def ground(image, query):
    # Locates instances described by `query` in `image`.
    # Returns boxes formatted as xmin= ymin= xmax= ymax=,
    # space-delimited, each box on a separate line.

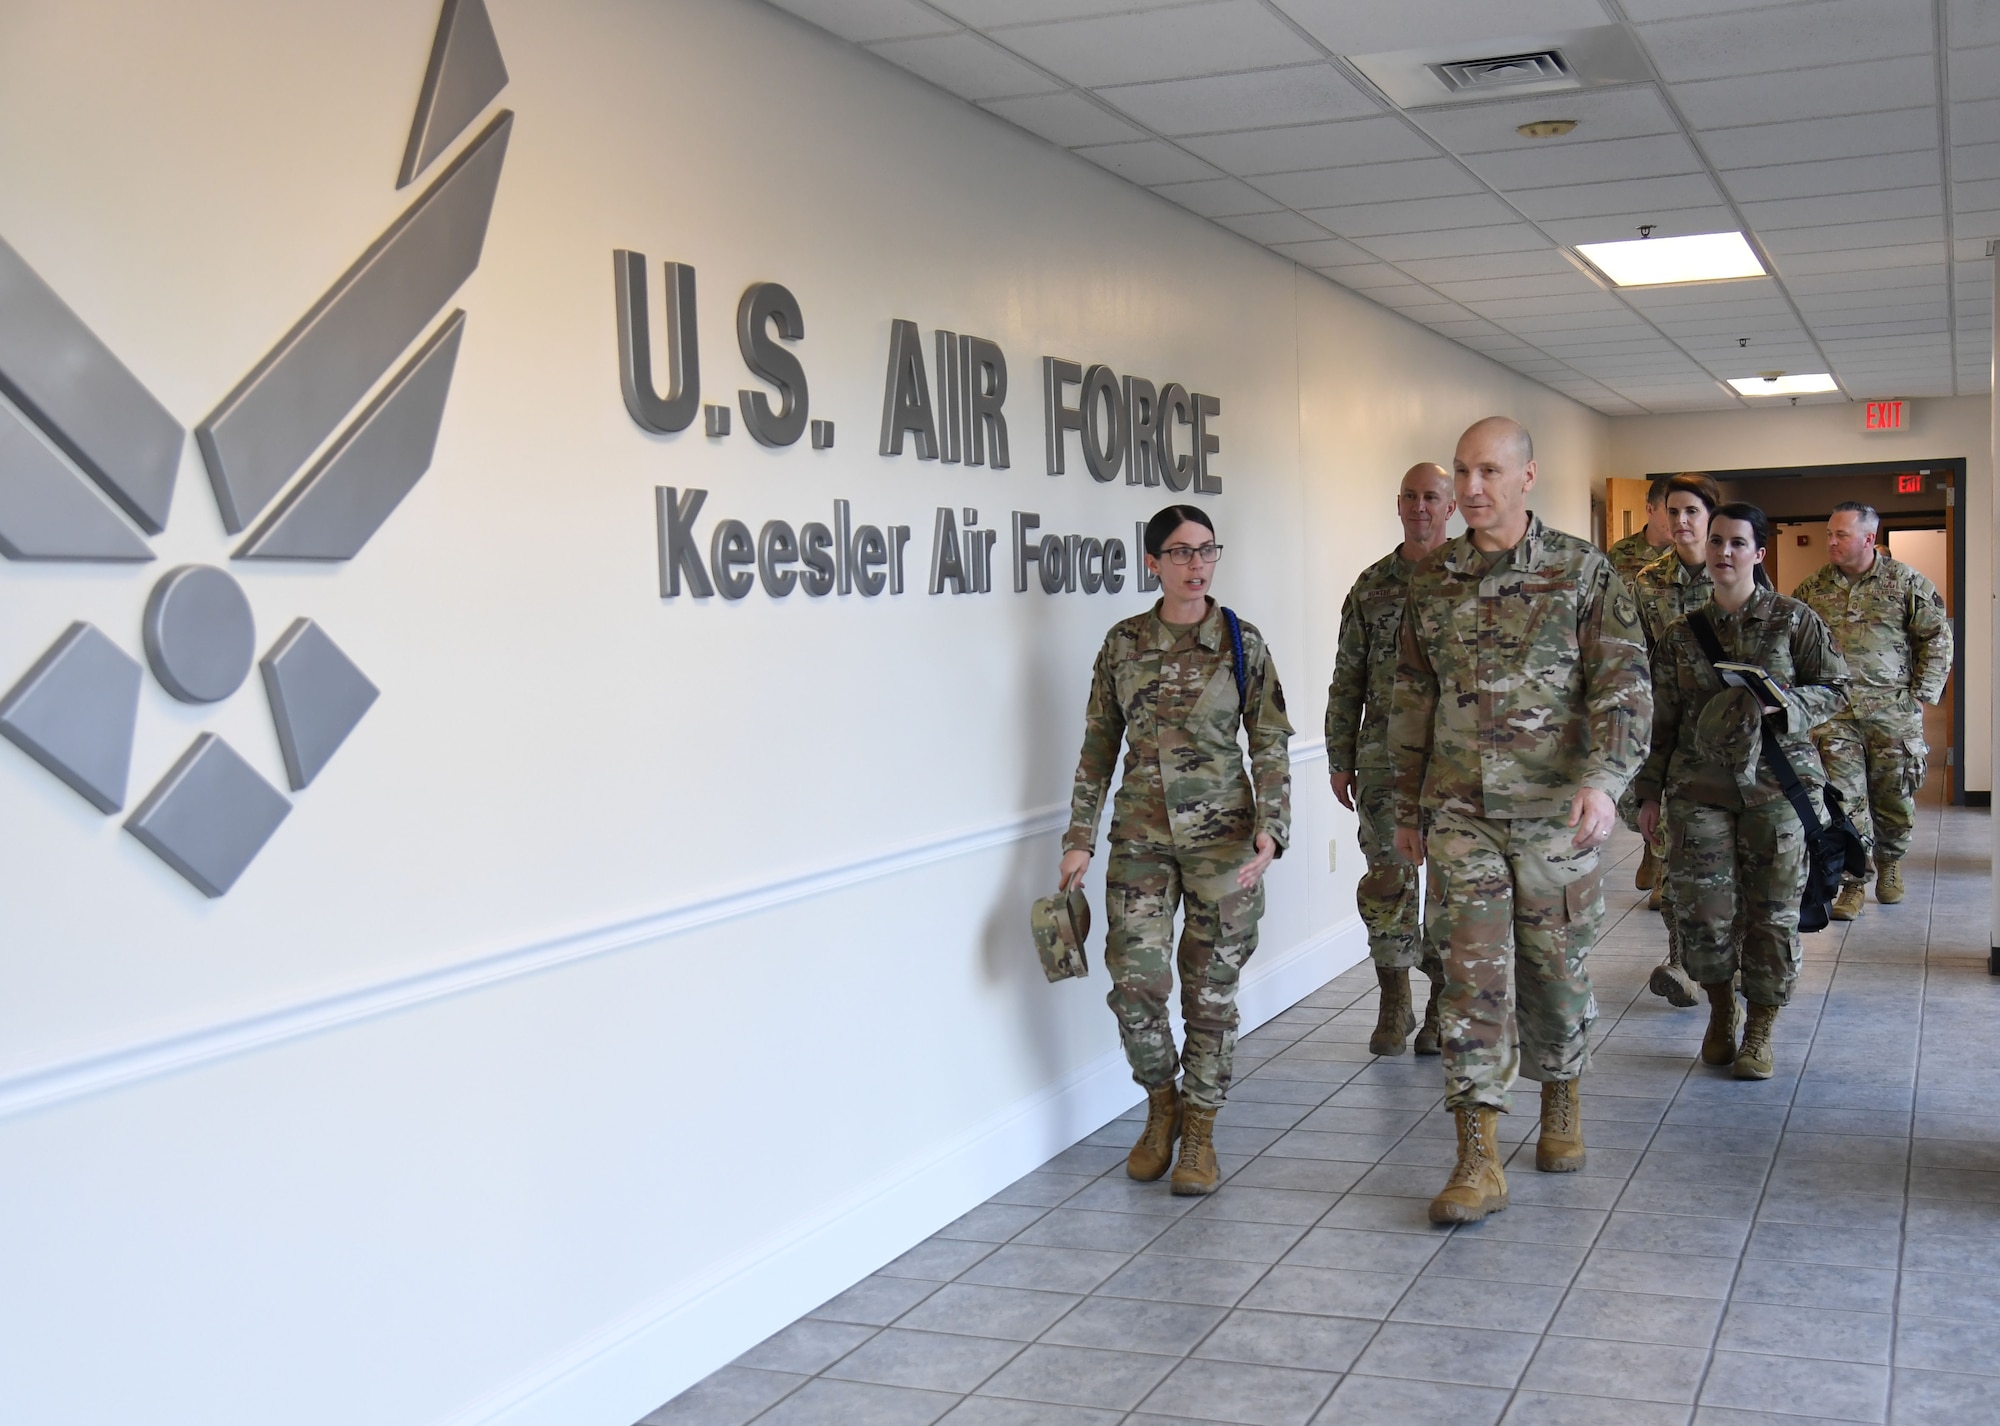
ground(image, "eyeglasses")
xmin=1160 ymin=543 xmax=1224 ymax=566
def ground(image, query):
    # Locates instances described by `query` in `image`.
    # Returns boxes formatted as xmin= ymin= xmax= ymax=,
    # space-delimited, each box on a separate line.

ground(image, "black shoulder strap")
xmin=1685 ymin=610 xmax=1824 ymax=839
xmin=1222 ymin=607 xmax=1247 ymax=720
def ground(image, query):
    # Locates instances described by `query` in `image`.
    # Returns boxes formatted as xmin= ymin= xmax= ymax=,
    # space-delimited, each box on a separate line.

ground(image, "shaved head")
xmin=1397 ymin=461 xmax=1456 ymax=557
xmin=1460 ymin=416 xmax=1533 ymax=467
xmin=1453 ymin=416 xmax=1538 ymax=551
xmin=1403 ymin=461 xmax=1450 ymax=491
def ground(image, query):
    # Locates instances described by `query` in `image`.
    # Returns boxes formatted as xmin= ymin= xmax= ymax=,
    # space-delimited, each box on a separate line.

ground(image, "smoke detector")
xmin=1347 ymin=26 xmax=1650 ymax=110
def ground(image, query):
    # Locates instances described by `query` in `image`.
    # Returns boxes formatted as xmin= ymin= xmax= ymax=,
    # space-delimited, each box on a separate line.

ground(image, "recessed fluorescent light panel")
xmin=1728 ymin=373 xmax=1839 ymax=396
xmin=1575 ymin=231 xmax=1766 ymax=287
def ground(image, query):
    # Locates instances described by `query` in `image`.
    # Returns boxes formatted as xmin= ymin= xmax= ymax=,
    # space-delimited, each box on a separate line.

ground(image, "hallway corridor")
xmin=646 ymin=801 xmax=1997 ymax=1426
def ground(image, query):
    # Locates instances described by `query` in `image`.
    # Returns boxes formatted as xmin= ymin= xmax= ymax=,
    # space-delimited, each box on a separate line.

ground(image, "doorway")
xmin=1644 ymin=458 xmax=1969 ymax=805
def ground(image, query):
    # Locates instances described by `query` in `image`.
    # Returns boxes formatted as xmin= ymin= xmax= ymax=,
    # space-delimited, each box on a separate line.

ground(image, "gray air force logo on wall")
xmin=0 ymin=0 xmax=512 ymax=896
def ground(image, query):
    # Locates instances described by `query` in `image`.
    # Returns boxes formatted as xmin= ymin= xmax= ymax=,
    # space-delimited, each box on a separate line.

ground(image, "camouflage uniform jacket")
xmin=1607 ymin=529 xmax=1670 ymax=586
xmin=1325 ymin=547 xmax=1415 ymax=774
xmin=1632 ymin=586 xmax=1849 ymax=810
xmin=1792 ymin=553 xmax=1952 ymax=720
xmin=1390 ymin=513 xmax=1652 ymax=826
xmin=1065 ymin=599 xmax=1294 ymax=856
xmin=1632 ymin=548 xmax=1712 ymax=651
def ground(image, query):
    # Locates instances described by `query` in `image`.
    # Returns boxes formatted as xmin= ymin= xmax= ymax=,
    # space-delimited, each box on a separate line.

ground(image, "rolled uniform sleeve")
xmin=1579 ymin=567 xmax=1653 ymax=801
xmin=1064 ymin=639 xmax=1124 ymax=854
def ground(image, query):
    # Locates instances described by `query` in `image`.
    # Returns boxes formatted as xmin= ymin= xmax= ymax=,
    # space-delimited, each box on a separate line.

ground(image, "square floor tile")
xmin=1093 ymin=1252 xmax=1270 ymax=1307
xmin=1574 ymin=1249 xmax=1738 ymax=1300
xmin=757 ymin=1377 xmax=960 ymax=1426
xmin=1037 ymin=1295 xmax=1224 ymax=1355
xmin=960 ymin=1246 xmax=1128 ymax=1294
xmin=1733 ymin=1259 xmax=1898 ymax=1313
xmin=1424 ymin=1235 xmax=1586 ymax=1287
xmin=895 ymin=1284 xmax=1083 ymax=1341
xmin=1138 ymin=1356 xmax=1340 ymax=1426
xmin=1312 ymin=1373 xmax=1508 ymax=1425
xmin=1719 ymin=1301 xmax=1891 ymax=1365
xmin=1699 ymin=1352 xmax=1889 ymax=1422
xmin=1194 ymin=1306 xmax=1377 ymax=1371
xmin=883 ymin=1239 xmax=1003 ymax=1281
xmin=1501 ymin=1389 xmax=1693 ymax=1425
xmin=936 ymin=1398 xmax=1121 ymax=1426
xmin=1392 ymin=1275 xmax=1563 ymax=1332
xmin=810 ymin=1275 xmax=943 ymax=1325
xmin=639 ymin=1366 xmax=806 ymax=1425
xmin=1547 ymin=1288 xmax=1723 ymax=1347
xmin=1014 ymin=1209 xmax=1170 ymax=1253
xmin=823 ymin=1327 xmax=1024 ymax=1392
xmin=1888 ymin=1367 xmax=2000 ymax=1425
xmin=733 ymin=1319 xmax=879 ymax=1374
xmin=1282 ymin=1225 xmax=1446 ymax=1274
xmin=973 ymin=1343 xmax=1175 ymax=1410
xmin=1349 ymin=1321 xmax=1540 ymax=1388
xmin=1520 ymin=1333 xmax=1708 ymax=1403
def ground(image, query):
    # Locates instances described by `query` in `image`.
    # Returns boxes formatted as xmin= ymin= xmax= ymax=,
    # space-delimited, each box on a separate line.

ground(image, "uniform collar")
xmin=1716 ymin=584 xmax=1780 ymax=622
xmin=1841 ymin=551 xmax=1889 ymax=585
xmin=1145 ymin=597 xmax=1223 ymax=651
xmin=1443 ymin=510 xmax=1547 ymax=574
xmin=1674 ymin=555 xmax=1710 ymax=588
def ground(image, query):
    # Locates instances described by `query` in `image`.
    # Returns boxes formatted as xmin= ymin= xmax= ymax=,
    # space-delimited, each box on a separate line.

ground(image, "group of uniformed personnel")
xmin=1058 ymin=420 xmax=1950 ymax=1225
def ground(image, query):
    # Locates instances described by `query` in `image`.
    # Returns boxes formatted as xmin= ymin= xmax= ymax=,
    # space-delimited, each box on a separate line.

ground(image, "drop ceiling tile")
xmin=1797 ymin=292 xmax=1949 ymax=316
xmin=1665 ymin=55 xmax=1938 ymax=129
xmin=1355 ymin=224 xmax=1553 ymax=260
xmin=1536 ymin=207 xmax=1739 ymax=245
xmin=766 ymin=0 xmax=958 ymax=43
xmin=1700 ymin=108 xmax=1940 ymax=168
xmin=1331 ymin=261 xmax=1428 ymax=290
xmin=1149 ymin=175 xmax=1282 ymax=216
xmin=1537 ymin=337 xmax=1690 ymax=356
xmin=979 ymin=92 xmax=1145 ymax=146
xmin=1954 ymin=98 xmax=2000 ymax=145
xmin=1216 ymin=210 xmax=1338 ymax=243
xmin=1464 ymin=292 xmax=1630 ymax=319
xmin=997 ymin=1 xmax=1320 ymax=88
xmin=867 ymin=32 xmax=1059 ymax=100
xmin=1724 ymin=151 xmax=1942 ymax=203
xmin=1255 ymin=158 xmax=1483 ymax=208
xmin=1378 ymin=302 xmax=1470 ymax=324
xmin=1340 ymin=281 xmax=1434 ymax=306
xmin=1819 ymin=318 xmax=1951 ymax=338
xmin=1953 ymin=142 xmax=2000 ymax=181
xmin=1769 ymin=238 xmax=1947 ymax=270
xmin=1785 ymin=264 xmax=1949 ymax=292
xmin=1179 ymin=117 xmax=1442 ymax=175
xmin=1303 ymin=191 xmax=1518 ymax=235
xmin=1637 ymin=0 xmax=1932 ymax=83
xmin=933 ymin=0 xmax=1188 ymax=22
xmin=1618 ymin=277 xmax=1781 ymax=309
xmin=1425 ymin=318 xmax=1512 ymax=337
xmin=1952 ymin=0 xmax=2000 ymax=49
xmin=1267 ymin=0 xmax=1612 ymax=56
xmin=1398 ymin=249 xmax=1576 ymax=281
xmin=1270 ymin=235 xmax=1376 ymax=266
xmin=1072 ymin=139 xmax=1221 ymax=185
xmin=1429 ymin=271 xmax=1606 ymax=302
xmin=1742 ymin=187 xmax=1943 ymax=229
xmin=1950 ymin=44 xmax=2000 ymax=102
xmin=1757 ymin=216 xmax=1948 ymax=251
xmin=1955 ymin=176 xmax=2000 ymax=210
xmin=1512 ymin=174 xmax=1728 ymax=221
xmin=1410 ymin=86 xmax=1683 ymax=155
xmin=1494 ymin=310 xmax=1653 ymax=333
xmin=1623 ymin=0 xmax=1833 ymax=21
xmin=1098 ymin=64 xmax=1380 ymax=135
xmin=1462 ymin=134 xmax=1706 ymax=191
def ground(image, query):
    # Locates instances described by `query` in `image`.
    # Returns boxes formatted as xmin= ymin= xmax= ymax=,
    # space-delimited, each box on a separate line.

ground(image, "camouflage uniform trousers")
xmin=1355 ymin=772 xmax=1445 ymax=975
xmin=1618 ymin=784 xmax=1685 ymax=965
xmin=1104 ymin=840 xmax=1264 ymax=1110
xmin=1426 ymin=809 xmax=1603 ymax=1111
xmin=1666 ymin=797 xmax=1805 ymax=1006
xmin=1812 ymin=711 xmax=1926 ymax=870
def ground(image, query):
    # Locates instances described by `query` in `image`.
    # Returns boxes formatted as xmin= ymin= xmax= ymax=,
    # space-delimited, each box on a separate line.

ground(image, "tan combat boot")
xmin=1413 ymin=971 xmax=1443 ymax=1056
xmin=1170 ymin=1105 xmax=1220 ymax=1195
xmin=1369 ymin=965 xmax=1415 ymax=1056
xmin=1831 ymin=876 xmax=1867 ymax=921
xmin=1877 ymin=861 xmax=1905 ymax=905
xmin=1647 ymin=879 xmax=1664 ymax=911
xmin=1126 ymin=1081 xmax=1181 ymax=1181
xmin=1648 ymin=944 xmax=1698 ymax=1008
xmin=1536 ymin=1080 xmax=1586 ymax=1172
xmin=1734 ymin=1004 xmax=1779 ymax=1080
xmin=1701 ymin=982 xmax=1741 ymax=1066
xmin=1429 ymin=1105 xmax=1507 ymax=1224
xmin=1634 ymin=846 xmax=1659 ymax=890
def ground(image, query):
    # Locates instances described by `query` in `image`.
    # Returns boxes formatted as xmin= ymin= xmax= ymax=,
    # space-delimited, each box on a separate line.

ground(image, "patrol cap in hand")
xmin=1031 ymin=887 xmax=1091 ymax=983
xmin=1695 ymin=685 xmax=1764 ymax=793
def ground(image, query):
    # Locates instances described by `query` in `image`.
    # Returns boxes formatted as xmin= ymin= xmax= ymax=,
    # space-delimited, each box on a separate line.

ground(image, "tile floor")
xmin=642 ymin=797 xmax=1997 ymax=1426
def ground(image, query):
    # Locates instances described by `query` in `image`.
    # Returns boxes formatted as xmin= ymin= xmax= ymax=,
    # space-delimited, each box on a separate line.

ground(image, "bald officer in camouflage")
xmin=1792 ymin=502 xmax=1952 ymax=917
xmin=1608 ymin=474 xmax=1673 ymax=586
xmin=1327 ymin=462 xmax=1455 ymax=1057
xmin=1391 ymin=417 xmax=1651 ymax=1225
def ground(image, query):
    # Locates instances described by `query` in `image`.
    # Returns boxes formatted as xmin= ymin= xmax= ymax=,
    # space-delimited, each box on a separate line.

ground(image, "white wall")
xmin=0 ymin=2 xmax=1605 ymax=1423
xmin=1606 ymin=395 xmax=1994 ymax=792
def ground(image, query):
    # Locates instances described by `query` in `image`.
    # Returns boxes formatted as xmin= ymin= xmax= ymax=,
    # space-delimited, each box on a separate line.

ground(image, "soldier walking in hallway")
xmin=1792 ymin=502 xmax=1952 ymax=918
xmin=1636 ymin=504 xmax=1848 ymax=1080
xmin=1608 ymin=475 xmax=1674 ymax=892
xmin=1326 ymin=462 xmax=1455 ymax=1057
xmin=1390 ymin=417 xmax=1651 ymax=1225
xmin=1059 ymin=505 xmax=1293 ymax=1197
xmin=1629 ymin=473 xmax=1723 ymax=1008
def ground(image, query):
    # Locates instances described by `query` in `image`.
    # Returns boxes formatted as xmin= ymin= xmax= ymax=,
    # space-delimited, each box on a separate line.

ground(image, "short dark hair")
xmin=1144 ymin=504 xmax=1214 ymax=557
xmin=1645 ymin=475 xmax=1673 ymax=505
xmin=1664 ymin=472 xmax=1722 ymax=513
xmin=1832 ymin=501 xmax=1880 ymax=531
xmin=1711 ymin=501 xmax=1774 ymax=588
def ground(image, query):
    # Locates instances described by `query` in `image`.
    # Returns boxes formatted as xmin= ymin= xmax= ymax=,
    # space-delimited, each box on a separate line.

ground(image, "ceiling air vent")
xmin=1429 ymin=50 xmax=1570 ymax=93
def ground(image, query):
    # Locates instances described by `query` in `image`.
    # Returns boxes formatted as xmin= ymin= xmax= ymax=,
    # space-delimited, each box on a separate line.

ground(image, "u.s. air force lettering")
xmin=615 ymin=253 xmax=1223 ymax=605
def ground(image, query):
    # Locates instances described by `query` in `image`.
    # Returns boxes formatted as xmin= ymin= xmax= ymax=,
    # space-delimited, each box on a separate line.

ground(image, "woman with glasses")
xmin=1057 ymin=504 xmax=1293 ymax=1195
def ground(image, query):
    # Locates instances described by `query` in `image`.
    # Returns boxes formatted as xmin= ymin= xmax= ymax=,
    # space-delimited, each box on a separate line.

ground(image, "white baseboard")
xmin=463 ymin=914 xmax=1368 ymax=1426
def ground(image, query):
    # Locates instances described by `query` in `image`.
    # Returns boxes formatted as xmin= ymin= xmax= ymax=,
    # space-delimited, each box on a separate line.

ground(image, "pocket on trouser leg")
xmin=1667 ymin=803 xmax=1737 ymax=987
xmin=1514 ymin=856 xmax=1597 ymax=1084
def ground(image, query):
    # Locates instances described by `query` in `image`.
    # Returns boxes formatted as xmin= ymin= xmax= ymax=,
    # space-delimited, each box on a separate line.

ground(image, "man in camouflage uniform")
xmin=1062 ymin=518 xmax=1292 ymax=1196
xmin=1608 ymin=475 xmax=1673 ymax=586
xmin=1327 ymin=463 xmax=1455 ymax=1057
xmin=1628 ymin=473 xmax=1721 ymax=1007
xmin=1390 ymin=417 xmax=1650 ymax=1225
xmin=1792 ymin=502 xmax=1953 ymax=916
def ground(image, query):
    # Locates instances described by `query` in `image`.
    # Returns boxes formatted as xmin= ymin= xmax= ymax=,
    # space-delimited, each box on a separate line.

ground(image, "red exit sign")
xmin=1865 ymin=399 xmax=1908 ymax=431
xmin=1898 ymin=473 xmax=1925 ymax=495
